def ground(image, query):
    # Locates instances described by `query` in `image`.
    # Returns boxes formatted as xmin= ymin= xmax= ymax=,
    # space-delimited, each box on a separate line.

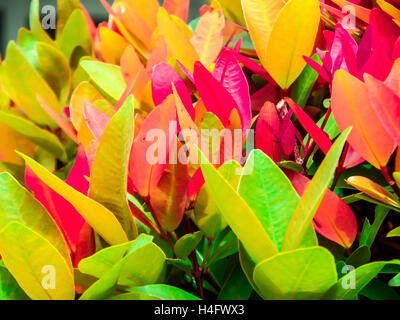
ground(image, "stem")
xmin=200 ymin=238 xmax=212 ymax=272
xmin=380 ymin=166 xmax=400 ymax=200
xmin=330 ymin=142 xmax=349 ymax=191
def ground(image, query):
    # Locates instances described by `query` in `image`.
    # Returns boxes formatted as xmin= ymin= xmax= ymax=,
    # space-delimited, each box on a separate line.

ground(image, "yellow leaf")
xmin=241 ymin=0 xmax=286 ymax=70
xmin=89 ymin=96 xmax=137 ymax=239
xmin=191 ymin=6 xmax=225 ymax=67
xmin=99 ymin=27 xmax=129 ymax=65
xmin=0 ymin=222 xmax=75 ymax=300
xmin=377 ymin=0 xmax=400 ymax=22
xmin=18 ymin=153 xmax=129 ymax=246
xmin=266 ymin=0 xmax=320 ymax=89
xmin=157 ymin=7 xmax=199 ymax=73
xmin=346 ymin=176 xmax=400 ymax=208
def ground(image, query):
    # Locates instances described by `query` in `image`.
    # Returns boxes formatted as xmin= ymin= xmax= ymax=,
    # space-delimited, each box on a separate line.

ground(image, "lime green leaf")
xmin=388 ymin=226 xmax=400 ymax=237
xmin=0 ymin=42 xmax=59 ymax=127
xmin=282 ymin=128 xmax=351 ymax=251
xmin=18 ymin=29 xmax=40 ymax=71
xmin=0 ymin=110 xmax=67 ymax=161
xmin=29 ymin=0 xmax=53 ymax=44
xmin=57 ymin=9 xmax=92 ymax=62
xmin=89 ymin=96 xmax=137 ymax=239
xmin=324 ymin=260 xmax=400 ymax=300
xmin=198 ymin=147 xmax=277 ymax=263
xmin=79 ymin=234 xmax=166 ymax=288
xmin=0 ymin=222 xmax=75 ymax=300
xmin=253 ymin=246 xmax=337 ymax=300
xmin=174 ymin=231 xmax=203 ymax=260
xmin=80 ymin=60 xmax=125 ymax=104
xmin=194 ymin=160 xmax=242 ymax=238
xmin=125 ymin=284 xmax=200 ymax=300
xmin=239 ymin=149 xmax=317 ymax=250
xmin=218 ymin=261 xmax=252 ymax=300
xmin=18 ymin=153 xmax=128 ymax=246
xmin=0 ymin=172 xmax=72 ymax=270
xmin=0 ymin=264 xmax=30 ymax=300
xmin=56 ymin=0 xmax=82 ymax=37
xmin=360 ymin=206 xmax=390 ymax=247
xmin=265 ymin=0 xmax=320 ymax=89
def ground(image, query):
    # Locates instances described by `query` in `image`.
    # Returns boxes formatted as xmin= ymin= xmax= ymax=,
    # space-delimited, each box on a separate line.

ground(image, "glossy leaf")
xmin=174 ymin=232 xmax=203 ymax=260
xmin=0 ymin=222 xmax=75 ymax=300
xmin=19 ymin=153 xmax=128 ymax=246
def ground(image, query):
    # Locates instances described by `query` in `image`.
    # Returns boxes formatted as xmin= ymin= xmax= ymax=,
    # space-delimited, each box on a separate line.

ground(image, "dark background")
xmin=0 ymin=0 xmax=207 ymax=55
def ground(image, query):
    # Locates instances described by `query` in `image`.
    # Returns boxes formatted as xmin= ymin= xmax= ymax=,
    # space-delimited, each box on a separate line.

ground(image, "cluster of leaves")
xmin=0 ymin=0 xmax=400 ymax=300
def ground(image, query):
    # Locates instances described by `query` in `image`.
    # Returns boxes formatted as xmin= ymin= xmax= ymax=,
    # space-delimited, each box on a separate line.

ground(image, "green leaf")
xmin=290 ymin=53 xmax=322 ymax=108
xmin=194 ymin=160 xmax=242 ymax=238
xmin=0 ymin=172 xmax=71 ymax=269
xmin=360 ymin=278 xmax=400 ymax=300
xmin=18 ymin=29 xmax=40 ymax=72
xmin=57 ymin=9 xmax=92 ymax=62
xmin=0 ymin=110 xmax=67 ymax=161
xmin=37 ymin=42 xmax=71 ymax=106
xmin=360 ymin=206 xmax=390 ymax=247
xmin=390 ymin=273 xmax=400 ymax=287
xmin=19 ymin=153 xmax=129 ymax=246
xmin=198 ymin=147 xmax=278 ymax=263
xmin=0 ymin=42 xmax=59 ymax=127
xmin=238 ymin=149 xmax=316 ymax=250
xmin=174 ymin=232 xmax=203 ymax=260
xmin=56 ymin=0 xmax=82 ymax=38
xmin=0 ymin=264 xmax=30 ymax=300
xmin=253 ymin=246 xmax=337 ymax=300
xmin=110 ymin=285 xmax=200 ymax=300
xmin=387 ymin=226 xmax=400 ymax=238
xmin=79 ymin=234 xmax=166 ymax=288
xmin=80 ymin=60 xmax=125 ymax=104
xmin=282 ymin=128 xmax=351 ymax=251
xmin=345 ymin=246 xmax=371 ymax=268
xmin=89 ymin=96 xmax=137 ymax=239
xmin=0 ymin=222 xmax=75 ymax=300
xmin=324 ymin=260 xmax=400 ymax=300
xmin=29 ymin=0 xmax=53 ymax=44
xmin=218 ymin=261 xmax=252 ymax=300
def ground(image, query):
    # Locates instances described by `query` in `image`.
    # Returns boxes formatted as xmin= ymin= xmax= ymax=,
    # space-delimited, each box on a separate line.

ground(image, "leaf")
xmin=99 ymin=27 xmax=128 ymax=65
xmin=19 ymin=153 xmax=128 ymax=246
xmin=0 ymin=110 xmax=67 ymax=162
xmin=388 ymin=227 xmax=400 ymax=237
xmin=219 ymin=0 xmax=246 ymax=26
xmin=324 ymin=260 xmax=400 ymax=300
xmin=57 ymin=9 xmax=92 ymax=61
xmin=239 ymin=150 xmax=316 ymax=251
xmin=194 ymin=62 xmax=237 ymax=127
xmin=89 ymin=96 xmax=137 ymax=240
xmin=241 ymin=0 xmax=285 ymax=70
xmin=80 ymin=61 xmax=125 ymax=104
xmin=0 ymin=222 xmax=75 ymax=300
xmin=360 ymin=206 xmax=390 ymax=247
xmin=290 ymin=53 xmax=322 ymax=108
xmin=282 ymin=128 xmax=351 ymax=251
xmin=198 ymin=147 xmax=278 ymax=263
xmin=218 ymin=261 xmax=252 ymax=300
xmin=331 ymin=70 xmax=395 ymax=168
xmin=346 ymin=246 xmax=371 ymax=268
xmin=79 ymin=234 xmax=166 ymax=288
xmin=36 ymin=42 xmax=71 ymax=107
xmin=346 ymin=176 xmax=400 ymax=208
xmin=128 ymin=95 xmax=177 ymax=198
xmin=194 ymin=161 xmax=242 ymax=238
xmin=364 ymin=73 xmax=400 ymax=147
xmin=285 ymin=98 xmax=332 ymax=154
xmin=213 ymin=50 xmax=252 ymax=131
xmin=157 ymin=7 xmax=199 ymax=73
xmin=190 ymin=6 xmax=225 ymax=67
xmin=265 ymin=0 xmax=321 ymax=89
xmin=163 ymin=0 xmax=190 ymax=22
xmin=0 ymin=42 xmax=59 ymax=127
xmin=120 ymin=284 xmax=200 ymax=300
xmin=174 ymin=232 xmax=203 ymax=260
xmin=287 ymin=171 xmax=357 ymax=248
xmin=29 ymin=0 xmax=53 ymax=44
xmin=253 ymin=247 xmax=337 ymax=300
xmin=0 ymin=264 xmax=30 ymax=300
xmin=149 ymin=142 xmax=189 ymax=232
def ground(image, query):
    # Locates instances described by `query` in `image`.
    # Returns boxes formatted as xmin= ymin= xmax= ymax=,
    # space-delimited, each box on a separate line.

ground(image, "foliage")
xmin=0 ymin=0 xmax=399 ymax=300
